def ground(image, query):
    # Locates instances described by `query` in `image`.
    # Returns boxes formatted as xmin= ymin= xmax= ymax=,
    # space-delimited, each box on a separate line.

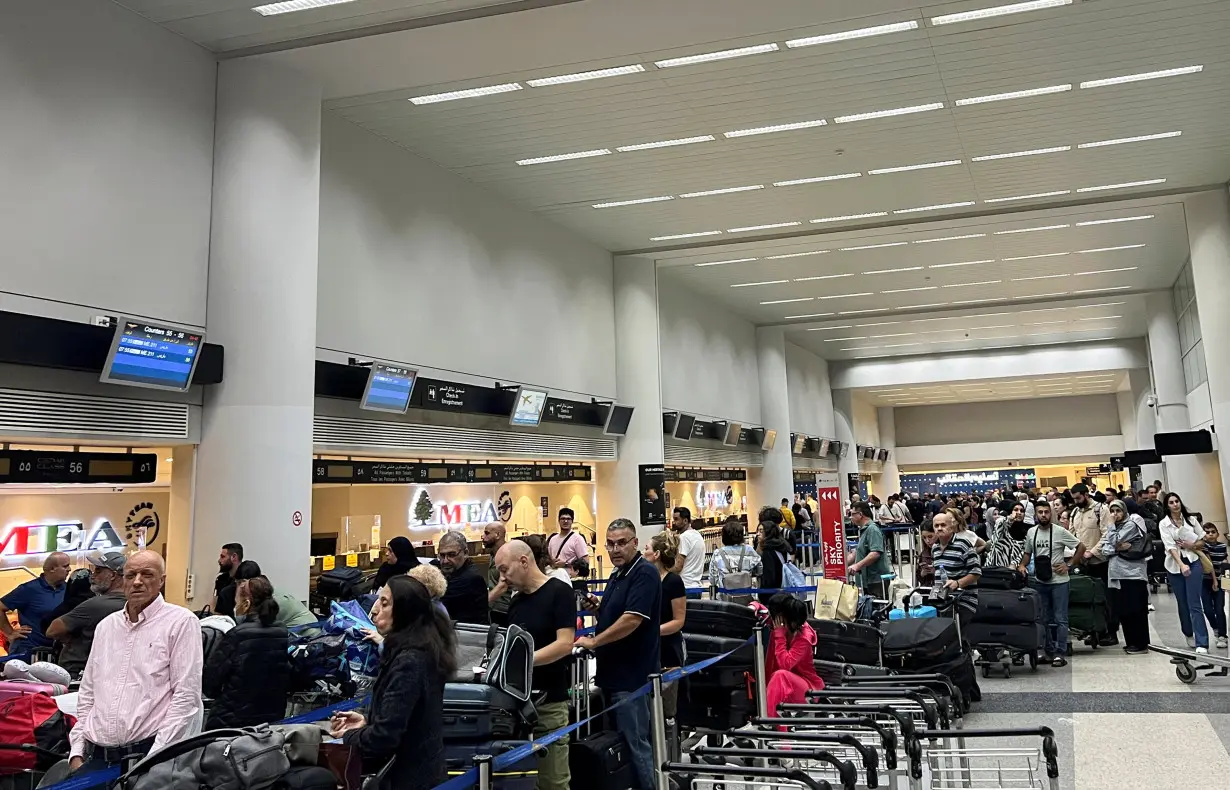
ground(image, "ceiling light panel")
xmin=984 ymin=190 xmax=1071 ymax=203
xmin=1076 ymin=215 xmax=1155 ymax=226
xmin=994 ymin=224 xmax=1070 ymax=234
xmin=679 ymin=184 xmax=763 ymax=198
xmin=1012 ymin=274 xmax=1070 ymax=281
xmin=1078 ymin=131 xmax=1182 ymax=148
xmin=731 ymin=280 xmax=790 ymax=288
xmin=724 ymin=119 xmax=828 ymax=138
xmin=817 ymin=292 xmax=876 ymax=300
xmin=411 ymin=82 xmax=523 ymax=105
xmin=913 ymin=234 xmax=987 ymax=244
xmin=809 ymin=326 xmax=855 ymax=331
xmin=592 ymin=195 xmax=673 ymax=209
xmin=651 ymin=230 xmax=722 ymax=241
xmin=864 ymin=266 xmax=923 ymax=274
xmin=1080 ymin=65 xmax=1203 ymax=89
xmin=930 ymin=0 xmax=1072 ymax=26
xmin=930 ymin=259 xmax=997 ymax=268
xmin=881 ymin=287 xmax=938 ymax=293
xmin=767 ymin=250 xmax=831 ymax=259
xmin=841 ymin=242 xmax=909 ymax=252
xmin=252 ymin=0 xmax=356 ymax=15
xmin=786 ymin=20 xmax=919 ymax=47
xmin=812 ymin=212 xmax=890 ymax=223
xmin=1076 ymin=244 xmax=1146 ymax=253
xmin=971 ymin=146 xmax=1070 ymax=162
xmin=942 ymin=280 xmax=1002 ymax=288
xmin=955 ymin=84 xmax=1071 ymax=106
xmin=795 ymin=273 xmax=855 ymax=281
xmin=894 ymin=201 xmax=976 ymax=214
xmin=822 ymin=336 xmax=869 ymax=342
xmin=694 ymin=257 xmax=758 ymax=267
xmin=774 ymin=173 xmax=862 ymax=187
xmin=1073 ymin=267 xmax=1139 ymax=276
xmin=727 ymin=221 xmax=801 ymax=232
xmin=869 ymin=159 xmax=963 ymax=175
xmin=654 ymin=43 xmax=780 ymax=68
xmin=834 ymin=103 xmax=945 ymax=123
xmin=526 ymin=64 xmax=645 ymax=87
xmin=761 ymin=297 xmax=815 ymax=305
xmin=616 ymin=135 xmax=715 ymax=152
xmin=516 ymin=148 xmax=610 ymax=165
xmin=1077 ymin=179 xmax=1167 ymax=192
xmin=788 ymin=313 xmax=836 ymax=319
xmin=1002 ymin=252 xmax=1070 ymax=261
xmin=840 ymin=308 xmax=891 ymax=315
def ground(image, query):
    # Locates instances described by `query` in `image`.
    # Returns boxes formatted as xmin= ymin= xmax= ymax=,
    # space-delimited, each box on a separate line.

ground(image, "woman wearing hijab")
xmin=1099 ymin=500 xmax=1152 ymax=653
xmin=984 ymin=501 xmax=1028 ymax=569
xmin=373 ymin=536 xmax=418 ymax=590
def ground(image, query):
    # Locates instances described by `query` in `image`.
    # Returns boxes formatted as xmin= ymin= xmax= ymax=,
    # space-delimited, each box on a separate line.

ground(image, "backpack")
xmin=0 ymin=693 xmax=74 ymax=772
xmin=777 ymin=552 xmax=808 ymax=601
xmin=117 ymin=727 xmax=291 ymax=790
xmin=720 ymin=546 xmax=755 ymax=606
xmin=200 ymin=622 xmax=226 ymax=667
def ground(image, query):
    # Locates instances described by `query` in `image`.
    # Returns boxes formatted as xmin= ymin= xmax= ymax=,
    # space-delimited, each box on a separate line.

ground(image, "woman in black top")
xmin=331 ymin=575 xmax=457 ymax=789
xmin=215 ymin=560 xmax=262 ymax=619
xmin=372 ymin=536 xmax=418 ymax=591
xmin=203 ymin=575 xmax=290 ymax=728
xmin=644 ymin=531 xmax=686 ymax=720
xmin=757 ymin=507 xmax=791 ymax=605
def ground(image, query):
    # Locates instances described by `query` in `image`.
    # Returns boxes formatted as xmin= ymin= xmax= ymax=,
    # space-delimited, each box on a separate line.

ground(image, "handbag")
xmin=1032 ymin=527 xmax=1055 ymax=583
xmin=319 ymin=743 xmax=363 ymax=790
xmin=814 ymin=579 xmax=858 ymax=621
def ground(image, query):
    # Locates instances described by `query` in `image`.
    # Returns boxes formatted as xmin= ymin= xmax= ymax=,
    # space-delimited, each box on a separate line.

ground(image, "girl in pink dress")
xmin=764 ymin=594 xmax=825 ymax=717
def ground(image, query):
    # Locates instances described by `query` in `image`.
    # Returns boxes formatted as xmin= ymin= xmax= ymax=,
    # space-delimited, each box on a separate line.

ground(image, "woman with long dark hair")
xmin=1159 ymin=491 xmax=1209 ymax=653
xmin=757 ymin=506 xmax=791 ymax=605
xmin=331 ymin=576 xmax=458 ymax=788
xmin=764 ymin=593 xmax=824 ymax=717
xmin=203 ymin=575 xmax=290 ymax=728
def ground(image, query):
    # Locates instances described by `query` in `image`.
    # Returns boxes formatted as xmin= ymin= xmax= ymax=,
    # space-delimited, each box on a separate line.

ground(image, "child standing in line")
xmin=1201 ymin=523 xmax=1228 ymax=649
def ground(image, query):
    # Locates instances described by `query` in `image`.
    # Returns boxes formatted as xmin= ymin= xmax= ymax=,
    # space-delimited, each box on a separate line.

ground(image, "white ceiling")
xmin=854 ymin=371 xmax=1125 ymax=406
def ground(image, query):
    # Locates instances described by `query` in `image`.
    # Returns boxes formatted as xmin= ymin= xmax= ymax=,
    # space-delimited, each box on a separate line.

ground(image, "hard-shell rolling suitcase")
xmin=964 ymin=622 xmax=1044 ymax=654
xmin=973 ymin=588 xmax=1041 ymax=626
xmin=978 ymin=567 xmax=1026 ymax=591
xmin=677 ymin=686 xmax=754 ymax=730
xmin=445 ymin=741 xmax=537 ymax=790
xmin=811 ymin=659 xmax=891 ymax=688
xmin=913 ymin=651 xmax=980 ymax=711
xmin=682 ymin=634 xmax=754 ymax=690
xmin=315 ymin=567 xmax=365 ymax=601
xmin=881 ymin=618 xmax=961 ymax=671
xmin=808 ymin=618 xmax=882 ymax=666
xmin=569 ymin=730 xmax=635 ymax=790
xmin=442 ymin=683 xmax=525 ymax=741
xmin=683 ymin=599 xmax=758 ymax=640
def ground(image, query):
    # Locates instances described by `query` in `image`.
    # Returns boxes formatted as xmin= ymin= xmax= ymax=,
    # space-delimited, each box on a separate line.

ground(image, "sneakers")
xmin=1124 ymin=647 xmax=1150 ymax=655
xmin=1098 ymin=636 xmax=1120 ymax=647
xmin=1148 ymin=603 xmax=1156 ymax=612
xmin=1186 ymin=636 xmax=1197 ymax=648
xmin=1052 ymin=656 xmax=1068 ymax=667
xmin=1196 ymin=647 xmax=1209 ymax=655
xmin=1217 ymin=636 xmax=1228 ymax=649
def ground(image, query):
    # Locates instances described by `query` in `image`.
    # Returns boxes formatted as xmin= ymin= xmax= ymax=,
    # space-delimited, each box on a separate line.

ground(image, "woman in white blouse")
xmin=1159 ymin=491 xmax=1210 ymax=653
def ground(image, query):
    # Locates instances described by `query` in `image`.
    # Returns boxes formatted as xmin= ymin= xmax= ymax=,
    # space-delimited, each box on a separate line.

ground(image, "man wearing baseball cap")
xmin=45 ymin=550 xmax=128 ymax=677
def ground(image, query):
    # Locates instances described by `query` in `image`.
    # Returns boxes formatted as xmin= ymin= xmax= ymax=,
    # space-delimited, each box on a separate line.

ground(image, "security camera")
xmin=1146 ymin=394 xmax=1157 ymax=408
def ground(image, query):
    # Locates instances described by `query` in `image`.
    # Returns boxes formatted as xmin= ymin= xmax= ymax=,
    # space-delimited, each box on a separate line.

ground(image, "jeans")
xmin=608 ymin=690 xmax=654 ymax=790
xmin=532 ymin=701 xmax=570 ymax=790
xmin=1167 ymin=560 xmax=1209 ymax=648
xmin=1201 ymin=578 xmax=1227 ymax=638
xmin=1030 ymin=580 xmax=1070 ymax=657
xmin=1111 ymin=579 xmax=1151 ymax=650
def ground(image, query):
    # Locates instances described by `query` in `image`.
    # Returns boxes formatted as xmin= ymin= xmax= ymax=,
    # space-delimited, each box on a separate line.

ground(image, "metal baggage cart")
xmin=910 ymin=727 xmax=1060 ymax=790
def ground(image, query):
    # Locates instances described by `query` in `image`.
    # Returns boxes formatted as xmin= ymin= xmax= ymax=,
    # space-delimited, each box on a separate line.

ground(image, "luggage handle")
xmin=831 ymin=676 xmax=963 ymax=718
xmin=916 ymin=727 xmax=1059 ymax=779
xmin=664 ymin=761 xmax=834 ymax=790
xmin=733 ymin=722 xmax=897 ymax=771
xmin=723 ymin=732 xmax=878 ymax=787
xmin=805 ymin=688 xmax=944 ymax=730
xmin=769 ymin=703 xmax=917 ymax=743
xmin=693 ymin=746 xmax=861 ymax=790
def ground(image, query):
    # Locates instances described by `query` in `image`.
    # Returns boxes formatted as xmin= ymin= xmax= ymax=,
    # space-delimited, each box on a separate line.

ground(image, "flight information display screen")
xmin=100 ymin=320 xmax=203 ymax=391
xmin=360 ymin=363 xmax=417 ymax=414
xmin=510 ymin=387 xmax=549 ymax=426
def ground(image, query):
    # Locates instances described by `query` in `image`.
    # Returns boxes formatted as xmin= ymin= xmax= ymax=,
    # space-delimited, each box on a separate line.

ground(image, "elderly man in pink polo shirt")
xmin=547 ymin=508 xmax=590 ymax=571
xmin=69 ymin=550 xmax=202 ymax=774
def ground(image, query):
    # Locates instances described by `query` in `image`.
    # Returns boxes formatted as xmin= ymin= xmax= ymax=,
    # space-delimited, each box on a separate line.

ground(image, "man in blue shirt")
xmin=1 ymin=552 xmax=70 ymax=655
xmin=576 ymin=518 xmax=660 ymax=790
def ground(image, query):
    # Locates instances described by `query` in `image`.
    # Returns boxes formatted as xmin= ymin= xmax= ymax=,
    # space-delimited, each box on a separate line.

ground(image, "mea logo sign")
xmin=0 ymin=503 xmax=162 ymax=557
xmin=125 ymin=502 xmax=161 ymax=549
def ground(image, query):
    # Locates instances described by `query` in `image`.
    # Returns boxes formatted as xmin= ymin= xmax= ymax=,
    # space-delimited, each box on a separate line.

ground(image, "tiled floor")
xmin=963 ymin=588 xmax=1230 ymax=790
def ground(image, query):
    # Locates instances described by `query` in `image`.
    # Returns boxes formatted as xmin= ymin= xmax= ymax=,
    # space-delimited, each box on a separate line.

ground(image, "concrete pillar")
xmin=191 ymin=59 xmax=321 ymax=601
xmin=1144 ymin=291 xmax=1222 ymax=525
xmin=596 ymin=256 xmax=666 ymax=545
xmin=752 ymin=326 xmax=794 ymax=510
xmin=877 ymin=407 xmax=901 ymax=495
xmin=1185 ymin=188 xmax=1230 ymax=529
xmin=1122 ymin=369 xmax=1164 ymax=487
xmin=832 ymin=389 xmax=860 ymax=500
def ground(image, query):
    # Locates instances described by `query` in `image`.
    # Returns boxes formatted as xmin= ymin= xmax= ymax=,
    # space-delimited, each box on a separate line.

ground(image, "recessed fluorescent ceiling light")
xmin=1077 ymin=178 xmax=1166 ymax=192
xmin=857 ymin=321 xmax=904 ymax=327
xmin=822 ymin=336 xmax=869 ymax=342
xmin=864 ymin=266 xmax=923 ymax=274
xmin=617 ymin=135 xmax=715 ymax=152
xmin=725 ymin=119 xmax=827 ymax=138
xmin=841 ymin=242 xmax=909 ymax=252
xmin=869 ymin=159 xmax=963 ymax=175
xmin=252 ymin=0 xmax=355 ymax=15
xmin=679 ymin=184 xmax=764 ymax=198
xmin=516 ymin=148 xmax=610 ymax=165
xmin=1078 ymin=131 xmax=1182 ymax=148
xmin=1002 ymin=252 xmax=1070 ymax=261
xmin=950 ymin=298 xmax=1001 ymax=305
xmin=1083 ymin=302 xmax=1125 ymax=308
xmin=930 ymin=259 xmax=996 ymax=268
xmin=526 ymin=64 xmax=646 ymax=87
xmin=994 ymin=224 xmax=1070 ymax=234
xmin=728 ymin=221 xmax=801 ymax=233
xmin=1072 ymin=286 xmax=1132 ymax=294
xmin=1026 ymin=320 xmax=1068 ymax=325
xmin=894 ymin=201 xmax=976 ymax=214
xmin=972 ymin=145 xmax=1070 ymax=162
xmin=943 ymin=280 xmax=1001 ymax=288
xmin=592 ymin=195 xmax=673 ymax=209
xmin=812 ymin=212 xmax=890 ymax=223
xmin=694 ymin=257 xmax=758 ymax=267
xmin=810 ymin=325 xmax=855 ymax=331
xmin=731 ymin=280 xmax=791 ymax=288
xmin=818 ymin=292 xmax=876 ymax=300
xmin=840 ymin=308 xmax=891 ymax=314
xmin=1076 ymin=244 xmax=1146 ymax=253
xmin=1012 ymin=274 xmax=1070 ymax=281
xmin=834 ymin=102 xmax=945 ymax=123
xmin=655 ymin=43 xmax=779 ymax=68
xmin=1080 ymin=65 xmax=1203 ymax=89
xmin=767 ymin=250 xmax=831 ymax=259
xmin=774 ymin=173 xmax=862 ymax=187
xmin=1074 ymin=267 xmax=1138 ymax=276
xmin=788 ymin=312 xmax=837 ymax=319
xmin=985 ymin=190 xmax=1071 ymax=203
xmin=795 ymin=273 xmax=855 ymax=281
xmin=1076 ymin=215 xmax=1154 ymax=226
xmin=881 ymin=286 xmax=938 ymax=293
xmin=786 ymin=20 xmax=919 ymax=47
xmin=761 ymin=297 xmax=815 ymax=305
xmin=411 ymin=82 xmax=523 ymax=105
xmin=908 ymin=303 xmax=951 ymax=309
xmin=930 ymin=0 xmax=1073 ymax=26
xmin=955 ymin=84 xmax=1071 ymax=106
xmin=1078 ymin=315 xmax=1122 ymax=321
xmin=650 ymin=230 xmax=722 ymax=240
xmin=913 ymin=234 xmax=987 ymax=244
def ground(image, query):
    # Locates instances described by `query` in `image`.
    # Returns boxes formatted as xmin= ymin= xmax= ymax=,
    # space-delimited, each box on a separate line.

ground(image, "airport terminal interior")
xmin=4 ymin=1 xmax=1230 ymax=789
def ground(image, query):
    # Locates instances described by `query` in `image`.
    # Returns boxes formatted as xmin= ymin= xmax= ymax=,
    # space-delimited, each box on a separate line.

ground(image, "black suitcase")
xmin=316 ymin=567 xmax=364 ymax=600
xmin=443 ymin=683 xmax=524 ymax=741
xmin=445 ymin=741 xmax=537 ymax=790
xmin=569 ymin=730 xmax=635 ymax=790
xmin=683 ymin=633 xmax=754 ymax=690
xmin=809 ymin=618 xmax=882 ymax=665
xmin=882 ymin=618 xmax=961 ymax=671
xmin=973 ymin=588 xmax=1041 ymax=625
xmin=684 ymin=599 xmax=758 ymax=639
xmin=978 ymin=567 xmax=1026 ymax=591
xmin=964 ymin=621 xmax=1044 ymax=654
xmin=913 ymin=651 xmax=980 ymax=710
xmin=274 ymin=766 xmax=341 ymax=790
xmin=812 ymin=659 xmax=891 ymax=687
xmin=677 ymin=686 xmax=754 ymax=730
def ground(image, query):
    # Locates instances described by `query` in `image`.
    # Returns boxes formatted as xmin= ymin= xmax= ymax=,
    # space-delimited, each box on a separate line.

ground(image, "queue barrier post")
xmin=476 ymin=754 xmax=493 ymax=790
xmin=752 ymin=624 xmax=769 ymax=720
xmin=649 ymin=673 xmax=670 ymax=790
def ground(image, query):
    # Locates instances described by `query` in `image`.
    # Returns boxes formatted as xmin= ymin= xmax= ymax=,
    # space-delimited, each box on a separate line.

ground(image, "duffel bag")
xmin=683 ymin=599 xmax=758 ymax=640
xmin=809 ymin=618 xmax=882 ymax=665
xmin=978 ymin=567 xmax=1026 ymax=591
xmin=118 ymin=727 xmax=291 ymax=790
xmin=316 ymin=568 xmax=365 ymax=601
xmin=973 ymin=588 xmax=1041 ymax=626
xmin=882 ymin=618 xmax=961 ymax=671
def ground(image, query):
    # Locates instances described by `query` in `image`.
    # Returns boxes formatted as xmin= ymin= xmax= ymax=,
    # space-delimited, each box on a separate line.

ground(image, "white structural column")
xmin=1186 ymin=188 xmax=1230 ymax=526
xmin=876 ymin=407 xmax=901 ymax=495
xmin=1144 ymin=290 xmax=1223 ymax=524
xmin=597 ymin=256 xmax=666 ymax=544
xmin=752 ymin=326 xmax=795 ymax=508
xmin=191 ymin=59 xmax=322 ymax=601
xmin=832 ymin=389 xmax=860 ymax=500
xmin=1118 ymin=369 xmax=1164 ymax=486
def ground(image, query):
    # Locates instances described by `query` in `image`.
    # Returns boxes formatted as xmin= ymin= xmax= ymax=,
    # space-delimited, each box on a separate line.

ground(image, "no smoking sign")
xmin=292 ymin=510 xmax=303 ymax=527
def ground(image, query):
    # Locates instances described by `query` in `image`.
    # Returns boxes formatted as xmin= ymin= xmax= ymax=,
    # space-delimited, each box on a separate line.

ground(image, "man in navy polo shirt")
xmin=1 ymin=552 xmax=70 ymax=655
xmin=576 ymin=518 xmax=660 ymax=790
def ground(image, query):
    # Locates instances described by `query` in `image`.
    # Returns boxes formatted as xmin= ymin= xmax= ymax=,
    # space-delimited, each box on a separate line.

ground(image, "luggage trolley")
xmin=910 ymin=727 xmax=1060 ymax=790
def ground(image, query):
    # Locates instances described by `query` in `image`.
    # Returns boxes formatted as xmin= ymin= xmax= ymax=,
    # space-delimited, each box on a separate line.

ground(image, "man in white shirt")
xmin=671 ymin=507 xmax=706 ymax=599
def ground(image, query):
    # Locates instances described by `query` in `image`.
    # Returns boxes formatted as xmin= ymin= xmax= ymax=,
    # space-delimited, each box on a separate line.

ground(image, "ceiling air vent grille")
xmin=791 ymin=456 xmax=838 ymax=472
xmin=663 ymin=445 xmax=765 ymax=468
xmin=313 ymin=416 xmax=618 ymax=461
xmin=0 ymin=388 xmax=190 ymax=440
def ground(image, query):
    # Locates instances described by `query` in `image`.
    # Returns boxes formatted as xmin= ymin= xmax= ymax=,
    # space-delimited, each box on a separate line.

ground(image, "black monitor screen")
xmin=673 ymin=413 xmax=696 ymax=440
xmin=1123 ymin=449 xmax=1161 ymax=466
xmin=100 ymin=319 xmax=203 ymax=391
xmin=1155 ymin=430 xmax=1213 ymax=456
xmin=878 ymin=448 xmax=890 ymax=462
xmin=604 ymin=404 xmax=634 ymax=436
xmin=863 ymin=447 xmax=875 ymax=460
xmin=360 ymin=363 xmax=417 ymax=414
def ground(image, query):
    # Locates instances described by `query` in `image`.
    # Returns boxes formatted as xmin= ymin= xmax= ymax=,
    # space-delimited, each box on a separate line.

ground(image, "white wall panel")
xmin=896 ymin=436 xmax=1126 ymax=469
xmin=853 ymin=396 xmax=880 ymax=448
xmin=658 ymin=276 xmax=760 ymax=425
xmin=784 ymin=343 xmax=835 ymax=437
xmin=1187 ymin=381 xmax=1215 ymax=430
xmin=317 ymin=113 xmax=617 ymax=398
xmin=0 ymin=0 xmax=215 ymax=327
xmin=896 ymin=395 xmax=1122 ymax=447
